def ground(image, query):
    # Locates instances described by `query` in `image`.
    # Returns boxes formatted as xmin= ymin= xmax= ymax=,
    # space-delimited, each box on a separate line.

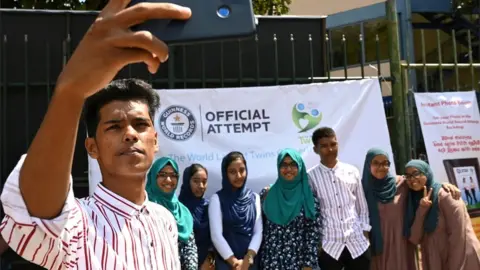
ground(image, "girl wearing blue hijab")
xmin=403 ymin=160 xmax=480 ymax=270
xmin=147 ymin=157 xmax=198 ymax=270
xmin=208 ymin=151 xmax=263 ymax=270
xmin=179 ymin=164 xmax=214 ymax=270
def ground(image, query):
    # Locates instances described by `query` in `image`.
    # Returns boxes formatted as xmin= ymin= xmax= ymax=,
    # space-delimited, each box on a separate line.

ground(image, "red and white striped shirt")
xmin=0 ymin=155 xmax=181 ymax=269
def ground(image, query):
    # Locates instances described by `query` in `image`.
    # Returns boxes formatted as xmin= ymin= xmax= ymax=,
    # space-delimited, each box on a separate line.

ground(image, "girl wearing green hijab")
xmin=259 ymin=148 xmax=321 ymax=270
xmin=361 ymin=148 xmax=417 ymax=270
xmin=147 ymin=157 xmax=198 ymax=270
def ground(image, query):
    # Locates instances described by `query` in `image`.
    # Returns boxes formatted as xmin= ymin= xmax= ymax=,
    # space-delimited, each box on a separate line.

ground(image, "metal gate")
xmin=0 ymin=9 xmax=328 ymax=196
xmin=401 ymin=29 xmax=480 ymax=163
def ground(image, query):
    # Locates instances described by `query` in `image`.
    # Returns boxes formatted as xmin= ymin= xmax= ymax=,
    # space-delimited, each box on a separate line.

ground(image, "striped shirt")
xmin=0 ymin=155 xmax=180 ymax=269
xmin=307 ymin=161 xmax=371 ymax=260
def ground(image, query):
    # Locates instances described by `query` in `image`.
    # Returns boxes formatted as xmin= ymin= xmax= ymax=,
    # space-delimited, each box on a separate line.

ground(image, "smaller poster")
xmin=414 ymin=91 xmax=480 ymax=238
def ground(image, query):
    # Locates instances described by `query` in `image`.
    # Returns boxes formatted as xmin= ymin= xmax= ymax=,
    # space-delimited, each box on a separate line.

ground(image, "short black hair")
xmin=83 ymin=79 xmax=160 ymax=138
xmin=311 ymin=127 xmax=336 ymax=146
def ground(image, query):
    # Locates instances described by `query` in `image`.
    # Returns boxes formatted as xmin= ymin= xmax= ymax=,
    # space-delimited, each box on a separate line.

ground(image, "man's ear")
xmin=153 ymin=131 xmax=158 ymax=153
xmin=85 ymin=137 xmax=99 ymax=159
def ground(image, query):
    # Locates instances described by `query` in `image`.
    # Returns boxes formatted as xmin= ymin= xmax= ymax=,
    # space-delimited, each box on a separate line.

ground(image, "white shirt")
xmin=308 ymin=161 xmax=371 ymax=260
xmin=208 ymin=193 xmax=262 ymax=260
xmin=0 ymin=155 xmax=180 ymax=269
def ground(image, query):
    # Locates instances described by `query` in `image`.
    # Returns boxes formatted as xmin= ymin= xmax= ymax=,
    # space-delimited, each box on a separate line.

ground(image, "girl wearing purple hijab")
xmin=208 ymin=151 xmax=263 ymax=270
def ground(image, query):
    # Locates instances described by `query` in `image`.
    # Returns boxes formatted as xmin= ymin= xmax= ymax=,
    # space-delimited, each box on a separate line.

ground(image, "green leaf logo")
xmin=291 ymin=103 xmax=322 ymax=133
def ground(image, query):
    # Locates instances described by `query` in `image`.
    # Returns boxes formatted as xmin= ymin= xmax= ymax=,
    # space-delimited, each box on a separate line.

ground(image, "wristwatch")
xmin=247 ymin=253 xmax=254 ymax=265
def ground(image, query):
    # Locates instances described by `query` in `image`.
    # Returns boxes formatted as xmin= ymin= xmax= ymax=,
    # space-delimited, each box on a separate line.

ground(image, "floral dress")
xmin=259 ymin=188 xmax=322 ymax=270
xmin=179 ymin=233 xmax=198 ymax=270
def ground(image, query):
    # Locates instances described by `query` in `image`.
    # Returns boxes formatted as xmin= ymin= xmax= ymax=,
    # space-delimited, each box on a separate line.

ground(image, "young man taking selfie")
xmin=0 ymin=0 xmax=191 ymax=269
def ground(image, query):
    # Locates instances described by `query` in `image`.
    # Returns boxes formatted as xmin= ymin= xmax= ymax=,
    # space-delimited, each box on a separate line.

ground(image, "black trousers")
xmin=318 ymin=247 xmax=370 ymax=270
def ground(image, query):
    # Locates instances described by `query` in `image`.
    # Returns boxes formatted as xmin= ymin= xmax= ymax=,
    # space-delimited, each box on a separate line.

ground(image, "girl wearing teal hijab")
xmin=362 ymin=151 xmax=461 ymax=270
xmin=403 ymin=160 xmax=480 ymax=270
xmin=147 ymin=157 xmax=198 ymax=270
xmin=361 ymin=148 xmax=417 ymax=270
xmin=260 ymin=148 xmax=321 ymax=270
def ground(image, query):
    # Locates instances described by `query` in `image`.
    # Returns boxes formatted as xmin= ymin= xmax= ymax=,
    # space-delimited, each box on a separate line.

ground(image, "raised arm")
xmin=407 ymin=206 xmax=429 ymax=245
xmin=19 ymin=86 xmax=83 ymax=219
xmin=17 ymin=0 xmax=191 ymax=219
xmin=408 ymin=187 xmax=433 ymax=245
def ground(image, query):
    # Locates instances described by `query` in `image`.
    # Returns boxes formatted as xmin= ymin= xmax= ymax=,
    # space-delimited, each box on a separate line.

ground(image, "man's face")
xmin=313 ymin=136 xmax=338 ymax=162
xmin=85 ymin=100 xmax=158 ymax=178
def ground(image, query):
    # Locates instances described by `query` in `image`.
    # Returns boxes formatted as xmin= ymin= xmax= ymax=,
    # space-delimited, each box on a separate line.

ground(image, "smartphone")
xmin=128 ymin=0 xmax=257 ymax=45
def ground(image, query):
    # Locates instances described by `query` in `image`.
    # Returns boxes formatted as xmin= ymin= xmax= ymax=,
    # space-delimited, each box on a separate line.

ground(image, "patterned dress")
xmin=259 ymin=188 xmax=322 ymax=269
xmin=179 ymin=233 xmax=198 ymax=270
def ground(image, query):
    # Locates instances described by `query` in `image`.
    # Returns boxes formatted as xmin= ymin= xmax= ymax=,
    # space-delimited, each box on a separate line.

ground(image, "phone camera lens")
xmin=217 ymin=6 xmax=231 ymax=18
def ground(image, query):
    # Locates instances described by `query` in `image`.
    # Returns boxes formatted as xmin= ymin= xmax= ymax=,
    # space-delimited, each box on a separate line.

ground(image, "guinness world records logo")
xmin=159 ymin=105 xmax=197 ymax=141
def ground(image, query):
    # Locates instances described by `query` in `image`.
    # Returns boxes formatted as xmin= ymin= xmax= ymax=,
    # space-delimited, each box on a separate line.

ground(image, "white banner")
xmin=414 ymin=91 xmax=480 ymax=212
xmin=89 ymin=79 xmax=395 ymax=197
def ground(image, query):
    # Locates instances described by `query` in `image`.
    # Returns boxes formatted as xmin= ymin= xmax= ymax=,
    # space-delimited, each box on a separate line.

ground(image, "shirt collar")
xmin=318 ymin=159 xmax=340 ymax=171
xmin=92 ymin=184 xmax=151 ymax=219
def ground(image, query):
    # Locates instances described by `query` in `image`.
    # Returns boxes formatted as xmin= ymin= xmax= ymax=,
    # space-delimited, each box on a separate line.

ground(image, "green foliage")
xmin=452 ymin=0 xmax=479 ymax=14
xmin=252 ymin=0 xmax=292 ymax=15
xmin=1 ymin=0 xmax=292 ymax=15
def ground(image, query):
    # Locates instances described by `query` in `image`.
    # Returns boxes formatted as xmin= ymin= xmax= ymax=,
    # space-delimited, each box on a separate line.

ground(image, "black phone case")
xmin=129 ymin=0 xmax=257 ymax=45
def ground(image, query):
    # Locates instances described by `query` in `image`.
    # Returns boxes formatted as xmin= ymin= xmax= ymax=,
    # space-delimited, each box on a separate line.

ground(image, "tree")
xmin=252 ymin=0 xmax=292 ymax=15
xmin=452 ymin=0 xmax=480 ymax=14
xmin=1 ymin=0 xmax=292 ymax=15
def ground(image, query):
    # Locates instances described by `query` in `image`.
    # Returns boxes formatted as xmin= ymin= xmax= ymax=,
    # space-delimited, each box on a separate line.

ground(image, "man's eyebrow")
xmin=102 ymin=119 xmax=121 ymax=125
xmin=102 ymin=117 xmax=150 ymax=124
xmin=133 ymin=117 xmax=150 ymax=122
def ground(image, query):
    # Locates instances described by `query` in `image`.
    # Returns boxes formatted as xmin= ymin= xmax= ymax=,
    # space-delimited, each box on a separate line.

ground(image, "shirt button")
xmin=150 ymin=242 xmax=154 ymax=247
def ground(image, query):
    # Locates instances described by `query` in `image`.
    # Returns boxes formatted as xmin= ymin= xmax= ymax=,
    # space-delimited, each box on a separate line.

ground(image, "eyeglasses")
xmin=280 ymin=162 xmax=298 ymax=170
xmin=404 ymin=171 xmax=423 ymax=181
xmin=157 ymin=172 xmax=179 ymax=180
xmin=371 ymin=161 xmax=391 ymax=168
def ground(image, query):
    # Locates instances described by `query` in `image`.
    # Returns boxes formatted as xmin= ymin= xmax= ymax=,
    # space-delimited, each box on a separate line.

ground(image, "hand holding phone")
xmin=56 ymin=0 xmax=192 ymax=97
xmin=129 ymin=0 xmax=257 ymax=45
